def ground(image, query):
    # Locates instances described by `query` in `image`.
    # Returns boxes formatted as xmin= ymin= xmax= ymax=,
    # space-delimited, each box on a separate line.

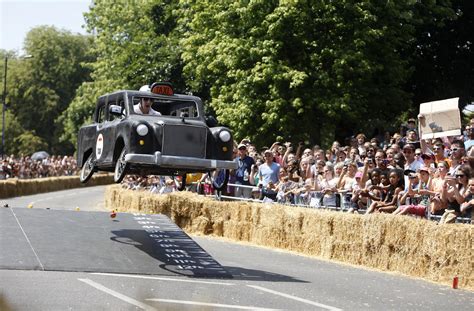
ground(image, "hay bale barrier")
xmin=0 ymin=174 xmax=114 ymax=199
xmin=106 ymin=185 xmax=473 ymax=290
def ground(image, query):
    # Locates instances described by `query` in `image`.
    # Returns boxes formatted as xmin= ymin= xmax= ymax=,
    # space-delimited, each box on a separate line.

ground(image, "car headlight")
xmin=218 ymin=130 xmax=231 ymax=142
xmin=136 ymin=124 xmax=149 ymax=136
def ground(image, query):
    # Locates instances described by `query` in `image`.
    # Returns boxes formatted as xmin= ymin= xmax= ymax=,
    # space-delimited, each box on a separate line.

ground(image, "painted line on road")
xmin=146 ymin=298 xmax=280 ymax=310
xmin=91 ymin=272 xmax=235 ymax=286
xmin=78 ymin=278 xmax=157 ymax=311
xmin=247 ymin=285 xmax=343 ymax=311
xmin=9 ymin=208 xmax=45 ymax=271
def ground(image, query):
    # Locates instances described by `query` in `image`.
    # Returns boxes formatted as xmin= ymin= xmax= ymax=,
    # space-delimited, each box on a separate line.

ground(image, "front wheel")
xmin=80 ymin=153 xmax=95 ymax=183
xmin=114 ymin=148 xmax=129 ymax=183
xmin=209 ymin=169 xmax=229 ymax=191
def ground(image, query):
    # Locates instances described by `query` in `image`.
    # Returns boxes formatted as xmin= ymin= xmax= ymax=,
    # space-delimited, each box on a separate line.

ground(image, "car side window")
xmin=97 ymin=104 xmax=106 ymax=124
xmin=108 ymin=94 xmax=126 ymax=121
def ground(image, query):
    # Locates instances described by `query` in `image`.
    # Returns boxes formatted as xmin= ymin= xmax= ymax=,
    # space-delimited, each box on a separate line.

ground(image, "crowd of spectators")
xmin=126 ymin=115 xmax=474 ymax=224
xmin=0 ymin=154 xmax=78 ymax=180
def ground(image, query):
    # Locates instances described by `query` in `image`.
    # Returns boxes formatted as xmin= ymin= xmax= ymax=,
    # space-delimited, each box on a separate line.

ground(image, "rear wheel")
xmin=79 ymin=153 xmax=95 ymax=183
xmin=173 ymin=174 xmax=187 ymax=191
xmin=114 ymin=148 xmax=129 ymax=183
xmin=209 ymin=169 xmax=229 ymax=191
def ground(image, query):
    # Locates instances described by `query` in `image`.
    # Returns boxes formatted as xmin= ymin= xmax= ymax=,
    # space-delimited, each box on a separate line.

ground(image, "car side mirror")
xmin=205 ymin=115 xmax=218 ymax=127
xmin=109 ymin=105 xmax=123 ymax=116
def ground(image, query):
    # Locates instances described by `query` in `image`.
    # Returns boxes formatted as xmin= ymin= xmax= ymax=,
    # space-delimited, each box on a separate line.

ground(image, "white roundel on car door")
xmin=96 ymin=134 xmax=104 ymax=159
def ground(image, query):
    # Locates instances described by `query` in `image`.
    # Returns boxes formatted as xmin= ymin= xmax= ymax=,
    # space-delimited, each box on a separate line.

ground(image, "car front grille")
xmin=162 ymin=124 xmax=207 ymax=158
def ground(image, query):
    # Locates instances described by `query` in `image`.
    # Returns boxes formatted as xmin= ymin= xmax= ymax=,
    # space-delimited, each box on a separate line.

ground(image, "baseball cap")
xmin=404 ymin=169 xmax=416 ymax=176
xmin=238 ymin=143 xmax=247 ymax=149
xmin=355 ymin=171 xmax=363 ymax=179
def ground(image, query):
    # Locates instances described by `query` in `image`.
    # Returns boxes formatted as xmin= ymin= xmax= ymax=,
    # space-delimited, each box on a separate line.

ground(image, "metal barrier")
xmin=143 ymin=180 xmax=472 ymax=223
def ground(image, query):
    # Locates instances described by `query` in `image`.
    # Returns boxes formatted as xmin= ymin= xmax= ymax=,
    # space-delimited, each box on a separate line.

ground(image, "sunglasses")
xmin=415 ymin=153 xmax=422 ymax=156
xmin=433 ymin=147 xmax=441 ymax=151
xmin=456 ymin=174 xmax=465 ymax=178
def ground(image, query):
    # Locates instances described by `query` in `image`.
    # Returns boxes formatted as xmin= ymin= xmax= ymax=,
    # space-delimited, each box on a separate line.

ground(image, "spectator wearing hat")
xmin=400 ymin=118 xmax=418 ymax=137
xmin=257 ymin=150 xmax=280 ymax=201
xmin=234 ymin=143 xmax=255 ymax=198
xmin=394 ymin=165 xmax=433 ymax=217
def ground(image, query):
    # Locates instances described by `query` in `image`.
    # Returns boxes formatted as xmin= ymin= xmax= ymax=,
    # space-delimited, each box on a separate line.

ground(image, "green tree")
xmin=0 ymin=110 xmax=28 ymax=155
xmin=181 ymin=0 xmax=425 ymax=146
xmin=14 ymin=130 xmax=48 ymax=155
xmin=61 ymin=0 xmax=187 ymax=146
xmin=6 ymin=26 xmax=94 ymax=154
xmin=409 ymin=0 xmax=473 ymax=109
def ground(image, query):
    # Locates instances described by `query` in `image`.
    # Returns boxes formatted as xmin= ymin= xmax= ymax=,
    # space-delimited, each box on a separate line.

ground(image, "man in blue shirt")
xmin=258 ymin=149 xmax=280 ymax=201
xmin=234 ymin=143 xmax=255 ymax=198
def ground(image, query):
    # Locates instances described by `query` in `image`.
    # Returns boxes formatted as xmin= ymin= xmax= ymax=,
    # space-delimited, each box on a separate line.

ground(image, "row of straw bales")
xmin=0 ymin=174 xmax=114 ymax=199
xmin=105 ymin=185 xmax=473 ymax=290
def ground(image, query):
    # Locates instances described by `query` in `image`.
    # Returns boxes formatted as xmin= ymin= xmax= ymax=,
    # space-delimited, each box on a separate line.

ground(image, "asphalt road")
xmin=1 ymin=185 xmax=473 ymax=311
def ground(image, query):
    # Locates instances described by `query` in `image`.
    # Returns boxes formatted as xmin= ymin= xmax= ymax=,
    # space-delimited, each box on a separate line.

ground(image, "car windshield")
xmin=132 ymin=96 xmax=199 ymax=117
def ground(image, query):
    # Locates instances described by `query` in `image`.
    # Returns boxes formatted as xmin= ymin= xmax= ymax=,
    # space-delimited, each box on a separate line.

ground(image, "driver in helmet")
xmin=134 ymin=85 xmax=161 ymax=115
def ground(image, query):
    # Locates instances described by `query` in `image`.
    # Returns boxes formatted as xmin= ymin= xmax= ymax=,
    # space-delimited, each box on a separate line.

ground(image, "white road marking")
xmin=9 ymin=208 xmax=45 ymax=271
xmin=145 ymin=298 xmax=279 ymax=310
xmin=247 ymin=285 xmax=343 ymax=311
xmin=78 ymin=278 xmax=157 ymax=311
xmin=91 ymin=272 xmax=235 ymax=286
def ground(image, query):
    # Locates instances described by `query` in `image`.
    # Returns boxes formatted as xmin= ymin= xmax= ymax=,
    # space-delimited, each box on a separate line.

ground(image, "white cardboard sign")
xmin=419 ymin=97 xmax=461 ymax=139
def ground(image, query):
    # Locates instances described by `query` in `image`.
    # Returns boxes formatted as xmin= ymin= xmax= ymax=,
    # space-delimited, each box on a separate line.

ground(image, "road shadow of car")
xmin=111 ymin=228 xmax=232 ymax=279
xmin=110 ymin=228 xmax=307 ymax=283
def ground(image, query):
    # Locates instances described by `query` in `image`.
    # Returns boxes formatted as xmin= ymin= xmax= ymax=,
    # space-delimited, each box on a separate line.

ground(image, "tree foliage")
xmin=61 ymin=0 xmax=473 ymax=150
xmin=3 ymin=26 xmax=94 ymax=154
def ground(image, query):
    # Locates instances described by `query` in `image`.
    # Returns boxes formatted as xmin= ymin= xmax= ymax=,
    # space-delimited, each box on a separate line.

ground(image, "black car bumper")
xmin=124 ymin=152 xmax=238 ymax=170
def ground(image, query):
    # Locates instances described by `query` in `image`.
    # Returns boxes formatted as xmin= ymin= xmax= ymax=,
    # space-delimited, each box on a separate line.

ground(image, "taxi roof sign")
xmin=150 ymin=82 xmax=174 ymax=96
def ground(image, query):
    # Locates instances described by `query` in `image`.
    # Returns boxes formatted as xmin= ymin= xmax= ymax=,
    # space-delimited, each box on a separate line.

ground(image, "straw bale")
xmin=105 ymin=187 xmax=473 ymax=290
xmin=0 ymin=174 xmax=114 ymax=198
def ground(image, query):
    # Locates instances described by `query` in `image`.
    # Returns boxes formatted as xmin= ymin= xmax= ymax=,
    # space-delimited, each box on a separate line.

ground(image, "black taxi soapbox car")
xmin=77 ymin=82 xmax=237 ymax=190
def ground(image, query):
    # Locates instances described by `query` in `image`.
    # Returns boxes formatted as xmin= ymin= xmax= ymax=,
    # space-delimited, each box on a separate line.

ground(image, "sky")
xmin=0 ymin=0 xmax=92 ymax=53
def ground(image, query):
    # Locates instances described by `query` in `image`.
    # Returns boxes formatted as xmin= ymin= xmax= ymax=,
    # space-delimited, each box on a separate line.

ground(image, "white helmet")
xmin=139 ymin=85 xmax=151 ymax=92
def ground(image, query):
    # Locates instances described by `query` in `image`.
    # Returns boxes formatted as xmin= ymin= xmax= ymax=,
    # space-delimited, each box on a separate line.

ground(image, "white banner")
xmin=419 ymin=98 xmax=461 ymax=139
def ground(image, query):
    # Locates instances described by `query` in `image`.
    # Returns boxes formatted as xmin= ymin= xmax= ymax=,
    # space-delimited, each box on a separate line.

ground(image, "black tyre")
xmin=79 ymin=153 xmax=95 ymax=183
xmin=114 ymin=148 xmax=129 ymax=183
xmin=173 ymin=174 xmax=187 ymax=191
xmin=209 ymin=169 xmax=229 ymax=191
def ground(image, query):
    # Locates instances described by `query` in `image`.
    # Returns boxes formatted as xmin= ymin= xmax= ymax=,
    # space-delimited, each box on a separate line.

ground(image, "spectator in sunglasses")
xmin=447 ymin=140 xmax=465 ymax=176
